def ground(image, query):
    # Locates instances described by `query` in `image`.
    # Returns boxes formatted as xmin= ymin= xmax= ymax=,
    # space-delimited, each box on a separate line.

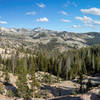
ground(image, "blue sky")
xmin=0 ymin=0 xmax=100 ymax=32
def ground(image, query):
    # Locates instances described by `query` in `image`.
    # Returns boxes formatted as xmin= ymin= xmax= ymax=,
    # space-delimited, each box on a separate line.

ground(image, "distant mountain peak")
xmin=0 ymin=27 xmax=17 ymax=33
xmin=33 ymin=27 xmax=48 ymax=32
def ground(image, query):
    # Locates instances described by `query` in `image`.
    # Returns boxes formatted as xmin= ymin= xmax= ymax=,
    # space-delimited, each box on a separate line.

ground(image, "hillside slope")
xmin=0 ymin=27 xmax=100 ymax=52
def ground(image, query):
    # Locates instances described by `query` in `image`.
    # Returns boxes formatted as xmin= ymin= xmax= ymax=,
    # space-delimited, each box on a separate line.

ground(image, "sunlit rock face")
xmin=0 ymin=27 xmax=99 ymax=52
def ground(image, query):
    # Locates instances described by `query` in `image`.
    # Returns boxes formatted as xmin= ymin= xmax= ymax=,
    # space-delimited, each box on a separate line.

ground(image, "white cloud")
xmin=75 ymin=16 xmax=93 ymax=24
xmin=0 ymin=21 xmax=7 ymax=24
xmin=75 ymin=15 xmax=100 ymax=29
xmin=72 ymin=25 xmax=81 ymax=28
xmin=86 ymin=24 xmax=95 ymax=28
xmin=26 ymin=11 xmax=36 ymax=15
xmin=60 ymin=11 xmax=68 ymax=15
xmin=36 ymin=3 xmax=46 ymax=8
xmin=65 ymin=1 xmax=77 ymax=7
xmin=94 ymin=20 xmax=100 ymax=25
xmin=72 ymin=24 xmax=95 ymax=29
xmin=64 ymin=1 xmax=70 ymax=7
xmin=81 ymin=8 xmax=100 ymax=16
xmin=61 ymin=19 xmax=71 ymax=23
xmin=36 ymin=17 xmax=48 ymax=22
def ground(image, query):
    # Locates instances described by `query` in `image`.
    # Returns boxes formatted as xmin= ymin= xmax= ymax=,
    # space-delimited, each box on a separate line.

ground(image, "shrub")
xmin=0 ymin=84 xmax=5 ymax=94
xmin=6 ymin=90 xmax=15 ymax=97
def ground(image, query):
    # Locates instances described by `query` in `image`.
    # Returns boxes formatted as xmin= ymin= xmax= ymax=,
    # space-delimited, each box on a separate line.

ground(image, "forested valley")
xmin=0 ymin=45 xmax=100 ymax=99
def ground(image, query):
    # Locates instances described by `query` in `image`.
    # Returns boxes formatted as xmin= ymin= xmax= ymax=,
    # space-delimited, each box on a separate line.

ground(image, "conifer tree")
xmin=30 ymin=57 xmax=40 ymax=97
xmin=4 ymin=71 xmax=10 ymax=83
xmin=16 ymin=59 xmax=31 ymax=100
xmin=78 ymin=73 xmax=84 ymax=93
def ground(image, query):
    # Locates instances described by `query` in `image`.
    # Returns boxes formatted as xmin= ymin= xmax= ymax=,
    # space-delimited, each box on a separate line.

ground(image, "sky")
xmin=0 ymin=0 xmax=100 ymax=32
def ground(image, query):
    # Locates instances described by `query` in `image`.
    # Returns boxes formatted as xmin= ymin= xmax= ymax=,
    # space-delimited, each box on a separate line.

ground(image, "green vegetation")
xmin=4 ymin=71 xmax=10 ymax=83
xmin=0 ymin=84 xmax=4 ymax=95
xmin=0 ymin=45 xmax=100 ymax=98
xmin=16 ymin=59 xmax=31 ymax=99
xmin=6 ymin=90 xmax=15 ymax=97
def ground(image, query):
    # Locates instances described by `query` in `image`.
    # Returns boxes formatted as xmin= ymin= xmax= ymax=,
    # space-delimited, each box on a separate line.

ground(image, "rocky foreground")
xmin=50 ymin=87 xmax=100 ymax=100
xmin=0 ymin=87 xmax=99 ymax=100
xmin=0 ymin=71 xmax=100 ymax=100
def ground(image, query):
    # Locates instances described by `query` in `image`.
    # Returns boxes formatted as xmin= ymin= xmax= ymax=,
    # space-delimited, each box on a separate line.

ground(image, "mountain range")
xmin=0 ymin=27 xmax=100 ymax=52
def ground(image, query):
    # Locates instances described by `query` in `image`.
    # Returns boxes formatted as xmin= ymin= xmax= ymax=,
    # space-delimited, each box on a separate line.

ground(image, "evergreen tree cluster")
xmin=0 ymin=45 xmax=100 ymax=98
xmin=0 ymin=45 xmax=100 ymax=80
